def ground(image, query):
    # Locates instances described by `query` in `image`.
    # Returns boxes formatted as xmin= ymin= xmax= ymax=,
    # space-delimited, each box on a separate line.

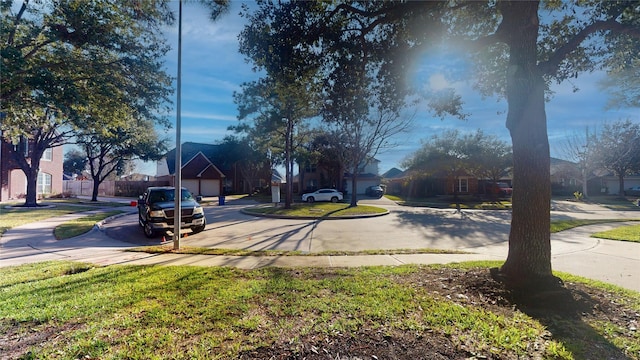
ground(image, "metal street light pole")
xmin=173 ymin=0 xmax=183 ymax=250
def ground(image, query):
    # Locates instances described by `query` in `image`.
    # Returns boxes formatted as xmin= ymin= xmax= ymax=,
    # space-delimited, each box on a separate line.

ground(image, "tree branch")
xmin=7 ymin=0 xmax=29 ymax=46
xmin=539 ymin=19 xmax=640 ymax=76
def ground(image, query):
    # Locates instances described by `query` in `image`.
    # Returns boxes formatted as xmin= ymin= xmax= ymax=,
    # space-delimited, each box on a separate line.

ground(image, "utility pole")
xmin=173 ymin=0 xmax=183 ymax=250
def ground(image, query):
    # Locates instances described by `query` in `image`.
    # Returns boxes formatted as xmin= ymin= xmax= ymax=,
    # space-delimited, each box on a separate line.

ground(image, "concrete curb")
xmin=240 ymin=205 xmax=390 ymax=220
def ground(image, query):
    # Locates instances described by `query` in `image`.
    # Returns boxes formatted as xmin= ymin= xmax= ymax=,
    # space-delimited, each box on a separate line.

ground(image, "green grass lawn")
xmin=0 ymin=204 xmax=96 ymax=236
xmin=591 ymin=223 xmax=640 ymax=242
xmin=1 ymin=261 xmax=637 ymax=359
xmin=243 ymin=202 xmax=387 ymax=218
xmin=550 ymin=218 xmax=640 ymax=233
xmin=386 ymin=195 xmax=512 ymax=209
xmin=53 ymin=210 xmax=124 ymax=240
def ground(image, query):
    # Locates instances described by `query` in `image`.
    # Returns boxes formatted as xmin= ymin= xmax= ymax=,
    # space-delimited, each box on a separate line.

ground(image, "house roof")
xmin=382 ymin=167 xmax=405 ymax=179
xmin=344 ymin=172 xmax=381 ymax=179
xmin=164 ymin=142 xmax=227 ymax=175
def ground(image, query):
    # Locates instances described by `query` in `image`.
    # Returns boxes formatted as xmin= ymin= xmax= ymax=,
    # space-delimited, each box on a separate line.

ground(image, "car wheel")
xmin=191 ymin=221 xmax=206 ymax=234
xmin=143 ymin=221 xmax=156 ymax=238
xmin=331 ymin=197 xmax=338 ymax=203
xmin=307 ymin=197 xmax=315 ymax=203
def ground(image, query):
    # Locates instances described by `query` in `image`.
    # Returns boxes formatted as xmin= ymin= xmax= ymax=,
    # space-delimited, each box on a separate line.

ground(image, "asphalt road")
xmin=105 ymin=197 xmax=514 ymax=254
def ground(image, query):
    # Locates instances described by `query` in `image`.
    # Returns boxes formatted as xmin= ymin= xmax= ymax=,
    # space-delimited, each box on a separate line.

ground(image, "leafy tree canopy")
xmin=239 ymin=0 xmax=639 ymax=289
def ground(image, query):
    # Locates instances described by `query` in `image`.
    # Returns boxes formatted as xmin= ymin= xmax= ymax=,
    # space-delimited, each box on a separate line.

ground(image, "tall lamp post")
xmin=173 ymin=0 xmax=183 ymax=250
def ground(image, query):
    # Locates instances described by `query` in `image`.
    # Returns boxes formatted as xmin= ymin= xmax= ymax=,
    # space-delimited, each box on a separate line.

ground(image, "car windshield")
xmin=150 ymin=189 xmax=194 ymax=203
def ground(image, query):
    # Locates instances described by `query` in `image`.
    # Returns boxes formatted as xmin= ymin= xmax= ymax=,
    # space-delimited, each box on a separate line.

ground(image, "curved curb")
xmin=94 ymin=208 xmax=138 ymax=230
xmin=240 ymin=207 xmax=390 ymax=220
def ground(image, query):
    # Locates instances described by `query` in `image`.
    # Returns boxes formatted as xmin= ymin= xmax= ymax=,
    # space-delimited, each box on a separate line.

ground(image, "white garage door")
xmin=182 ymin=180 xmax=199 ymax=196
xmin=201 ymin=180 xmax=220 ymax=196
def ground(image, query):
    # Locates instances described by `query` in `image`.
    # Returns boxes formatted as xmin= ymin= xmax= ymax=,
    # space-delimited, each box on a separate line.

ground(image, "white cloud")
xmin=182 ymin=112 xmax=237 ymax=122
xmin=428 ymin=74 xmax=450 ymax=91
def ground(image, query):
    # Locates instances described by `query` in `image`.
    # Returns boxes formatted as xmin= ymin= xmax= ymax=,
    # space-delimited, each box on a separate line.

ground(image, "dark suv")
xmin=365 ymin=185 xmax=384 ymax=198
xmin=137 ymin=186 xmax=206 ymax=238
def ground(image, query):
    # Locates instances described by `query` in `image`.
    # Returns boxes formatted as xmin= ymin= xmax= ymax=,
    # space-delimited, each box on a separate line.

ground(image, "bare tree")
xmin=558 ymin=127 xmax=597 ymax=198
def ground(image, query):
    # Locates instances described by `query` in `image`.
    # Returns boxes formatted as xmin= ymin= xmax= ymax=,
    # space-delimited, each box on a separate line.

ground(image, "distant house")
xmin=296 ymin=161 xmax=341 ymax=194
xmin=156 ymin=142 xmax=271 ymax=196
xmin=593 ymin=173 xmax=640 ymax=195
xmin=297 ymin=158 xmax=383 ymax=195
xmin=0 ymin=136 xmax=63 ymax=201
xmin=383 ymin=167 xmax=481 ymax=197
xmin=548 ymin=157 xmax=640 ymax=196
xmin=381 ymin=167 xmax=407 ymax=195
xmin=550 ymin=157 xmax=581 ymax=196
xmin=343 ymin=159 xmax=383 ymax=195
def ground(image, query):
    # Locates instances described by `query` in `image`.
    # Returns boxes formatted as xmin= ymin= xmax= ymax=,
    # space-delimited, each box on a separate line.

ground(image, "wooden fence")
xmin=63 ymin=180 xmax=170 ymax=198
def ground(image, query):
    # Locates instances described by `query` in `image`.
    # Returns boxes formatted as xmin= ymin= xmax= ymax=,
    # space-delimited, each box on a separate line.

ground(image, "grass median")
xmin=1 ymin=261 xmax=638 ymax=360
xmin=53 ymin=210 xmax=124 ymax=240
xmin=0 ymin=204 xmax=97 ymax=236
xmin=243 ymin=202 xmax=387 ymax=218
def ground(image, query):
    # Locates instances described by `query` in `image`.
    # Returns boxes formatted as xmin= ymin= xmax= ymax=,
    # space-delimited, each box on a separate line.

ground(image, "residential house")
xmin=383 ymin=167 xmax=479 ymax=198
xmin=342 ymin=159 xmax=384 ymax=195
xmin=0 ymin=136 xmax=63 ymax=201
xmin=594 ymin=173 xmax=640 ymax=195
xmin=156 ymin=142 xmax=271 ymax=196
xmin=381 ymin=167 xmax=406 ymax=195
xmin=297 ymin=158 xmax=383 ymax=195
xmin=296 ymin=160 xmax=342 ymax=194
xmin=548 ymin=157 xmax=640 ymax=196
xmin=550 ymin=157 xmax=581 ymax=196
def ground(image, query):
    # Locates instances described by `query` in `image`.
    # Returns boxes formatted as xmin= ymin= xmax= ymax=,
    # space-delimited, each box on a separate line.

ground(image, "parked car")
xmin=487 ymin=182 xmax=513 ymax=196
xmin=365 ymin=185 xmax=384 ymax=198
xmin=624 ymin=186 xmax=640 ymax=196
xmin=301 ymin=188 xmax=343 ymax=203
xmin=137 ymin=186 xmax=206 ymax=238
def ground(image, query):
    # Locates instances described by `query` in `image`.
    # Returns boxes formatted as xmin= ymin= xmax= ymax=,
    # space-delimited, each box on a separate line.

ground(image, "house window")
xmin=307 ymin=179 xmax=318 ymax=189
xmin=304 ymin=163 xmax=317 ymax=173
xmin=42 ymin=147 xmax=53 ymax=161
xmin=37 ymin=172 xmax=52 ymax=194
xmin=455 ymin=178 xmax=468 ymax=193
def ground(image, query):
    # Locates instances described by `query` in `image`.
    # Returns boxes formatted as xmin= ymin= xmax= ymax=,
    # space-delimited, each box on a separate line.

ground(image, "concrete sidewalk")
xmin=1 ymin=200 xmax=639 ymax=292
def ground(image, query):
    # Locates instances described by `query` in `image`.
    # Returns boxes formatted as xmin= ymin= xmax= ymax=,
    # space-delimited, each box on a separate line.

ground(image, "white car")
xmin=301 ymin=189 xmax=343 ymax=203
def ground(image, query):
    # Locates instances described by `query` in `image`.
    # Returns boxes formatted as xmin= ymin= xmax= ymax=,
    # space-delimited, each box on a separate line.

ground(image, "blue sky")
xmin=145 ymin=1 xmax=639 ymax=176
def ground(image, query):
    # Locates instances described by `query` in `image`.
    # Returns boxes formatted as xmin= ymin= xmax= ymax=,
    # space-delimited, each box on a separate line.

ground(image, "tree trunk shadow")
xmin=489 ymin=268 xmax=634 ymax=359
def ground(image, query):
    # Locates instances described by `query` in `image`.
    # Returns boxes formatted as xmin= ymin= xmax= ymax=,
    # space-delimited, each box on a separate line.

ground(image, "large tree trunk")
xmin=582 ymin=168 xmax=589 ymax=198
xmin=91 ymin=180 xmax=100 ymax=202
xmin=350 ymin=169 xmax=358 ymax=207
xmin=284 ymin=118 xmax=293 ymax=209
xmin=494 ymin=1 xmax=559 ymax=290
xmin=24 ymin=166 xmax=39 ymax=207
xmin=12 ymin=142 xmax=41 ymax=207
xmin=618 ymin=173 xmax=625 ymax=197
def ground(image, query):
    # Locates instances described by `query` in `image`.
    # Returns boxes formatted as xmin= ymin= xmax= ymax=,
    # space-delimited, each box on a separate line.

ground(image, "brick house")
xmin=0 ymin=136 xmax=63 ymax=201
xmin=156 ymin=142 xmax=271 ymax=196
xmin=297 ymin=158 xmax=382 ymax=195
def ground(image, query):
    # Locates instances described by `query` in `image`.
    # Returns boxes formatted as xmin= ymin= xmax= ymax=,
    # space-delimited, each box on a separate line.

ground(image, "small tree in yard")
xmin=592 ymin=120 xmax=640 ymax=197
xmin=465 ymin=130 xmax=512 ymax=198
xmin=63 ymin=148 xmax=88 ymax=179
xmin=78 ymin=118 xmax=166 ymax=202
xmin=559 ymin=127 xmax=598 ymax=198
xmin=403 ymin=129 xmax=473 ymax=211
xmin=219 ymin=136 xmax=271 ymax=195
